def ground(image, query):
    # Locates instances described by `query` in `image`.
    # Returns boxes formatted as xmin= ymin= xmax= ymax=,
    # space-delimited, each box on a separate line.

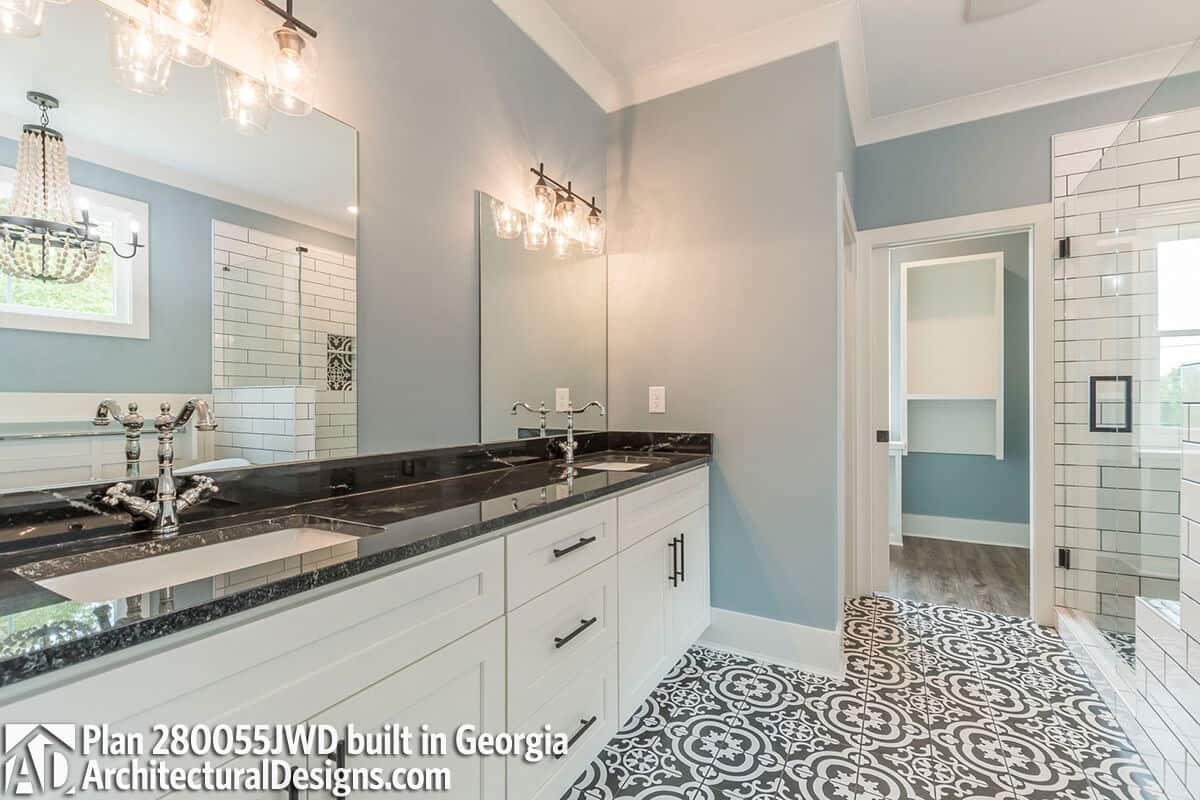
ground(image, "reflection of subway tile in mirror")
xmin=0 ymin=0 xmax=358 ymax=494
xmin=212 ymin=222 xmax=357 ymax=462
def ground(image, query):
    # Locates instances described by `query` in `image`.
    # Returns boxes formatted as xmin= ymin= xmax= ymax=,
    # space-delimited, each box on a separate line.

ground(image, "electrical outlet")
xmin=649 ymin=386 xmax=666 ymax=414
xmin=555 ymin=387 xmax=571 ymax=412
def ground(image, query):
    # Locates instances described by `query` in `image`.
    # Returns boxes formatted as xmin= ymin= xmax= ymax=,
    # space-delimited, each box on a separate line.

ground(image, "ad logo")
xmin=2 ymin=725 xmax=76 ymax=796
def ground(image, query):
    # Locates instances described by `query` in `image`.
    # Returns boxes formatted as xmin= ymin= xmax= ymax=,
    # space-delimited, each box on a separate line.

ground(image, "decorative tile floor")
xmin=566 ymin=595 xmax=1166 ymax=800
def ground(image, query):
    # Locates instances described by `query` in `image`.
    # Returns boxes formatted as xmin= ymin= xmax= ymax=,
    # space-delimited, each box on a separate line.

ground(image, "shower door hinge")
xmin=1057 ymin=548 xmax=1071 ymax=569
xmin=1058 ymin=237 xmax=1071 ymax=258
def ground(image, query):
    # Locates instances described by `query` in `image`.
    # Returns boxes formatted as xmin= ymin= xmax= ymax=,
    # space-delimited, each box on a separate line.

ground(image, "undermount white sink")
xmin=33 ymin=527 xmax=359 ymax=603
xmin=578 ymin=462 xmax=652 ymax=472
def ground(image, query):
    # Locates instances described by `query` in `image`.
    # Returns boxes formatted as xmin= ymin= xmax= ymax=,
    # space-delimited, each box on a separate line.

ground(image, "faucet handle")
xmin=177 ymin=475 xmax=219 ymax=513
xmin=102 ymin=483 xmax=134 ymax=507
xmin=189 ymin=475 xmax=218 ymax=493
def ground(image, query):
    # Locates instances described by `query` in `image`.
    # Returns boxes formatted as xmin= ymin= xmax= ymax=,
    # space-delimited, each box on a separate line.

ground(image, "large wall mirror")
xmin=0 ymin=0 xmax=357 ymax=493
xmin=478 ymin=191 xmax=607 ymax=442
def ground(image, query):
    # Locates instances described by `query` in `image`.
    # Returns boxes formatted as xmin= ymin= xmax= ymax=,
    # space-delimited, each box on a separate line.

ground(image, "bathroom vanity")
xmin=0 ymin=432 xmax=711 ymax=800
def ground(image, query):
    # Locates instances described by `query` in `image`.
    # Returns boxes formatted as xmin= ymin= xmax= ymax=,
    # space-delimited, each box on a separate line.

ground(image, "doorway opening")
xmin=886 ymin=232 xmax=1032 ymax=617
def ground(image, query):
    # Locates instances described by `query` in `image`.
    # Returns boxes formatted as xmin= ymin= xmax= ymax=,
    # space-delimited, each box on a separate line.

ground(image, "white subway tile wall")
xmin=1133 ymin=361 xmax=1200 ymax=800
xmin=211 ymin=221 xmax=357 ymax=459
xmin=211 ymin=386 xmax=317 ymax=464
xmin=1052 ymin=113 xmax=1200 ymax=636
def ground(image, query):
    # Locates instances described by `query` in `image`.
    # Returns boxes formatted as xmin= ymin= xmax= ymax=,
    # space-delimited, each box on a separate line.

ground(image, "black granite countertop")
xmin=0 ymin=431 xmax=711 ymax=688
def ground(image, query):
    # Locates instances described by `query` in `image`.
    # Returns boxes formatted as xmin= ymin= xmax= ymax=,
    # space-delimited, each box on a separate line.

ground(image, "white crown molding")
xmin=489 ymin=0 xmax=621 ymax=112
xmin=846 ymin=39 xmax=1194 ymax=145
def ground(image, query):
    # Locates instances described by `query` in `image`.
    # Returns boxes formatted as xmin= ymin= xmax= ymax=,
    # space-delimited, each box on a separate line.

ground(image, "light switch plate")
xmin=556 ymin=387 xmax=571 ymax=412
xmin=649 ymin=386 xmax=666 ymax=414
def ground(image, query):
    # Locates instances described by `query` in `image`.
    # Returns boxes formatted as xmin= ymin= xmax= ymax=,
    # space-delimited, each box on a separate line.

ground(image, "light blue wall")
xmin=854 ymin=83 xmax=1156 ymax=230
xmin=299 ymin=0 xmax=609 ymax=452
xmin=893 ymin=232 xmax=1030 ymax=525
xmin=0 ymin=136 xmax=354 ymax=395
xmin=607 ymin=45 xmax=853 ymax=632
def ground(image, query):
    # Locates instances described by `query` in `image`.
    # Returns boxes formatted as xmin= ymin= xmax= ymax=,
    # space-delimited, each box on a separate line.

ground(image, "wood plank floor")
xmin=889 ymin=536 xmax=1029 ymax=618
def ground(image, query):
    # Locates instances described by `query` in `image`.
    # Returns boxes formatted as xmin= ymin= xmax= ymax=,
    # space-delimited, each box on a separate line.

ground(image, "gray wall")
xmin=606 ymin=45 xmax=853 ymax=631
xmin=297 ymin=0 xmax=608 ymax=453
xmin=0 ymin=136 xmax=353 ymax=395
xmin=854 ymin=83 xmax=1157 ymax=230
xmin=893 ymin=232 xmax=1030 ymax=525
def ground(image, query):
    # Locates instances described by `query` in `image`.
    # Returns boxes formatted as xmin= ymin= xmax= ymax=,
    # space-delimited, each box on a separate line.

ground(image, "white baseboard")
xmin=698 ymin=607 xmax=843 ymax=678
xmin=901 ymin=513 xmax=1029 ymax=549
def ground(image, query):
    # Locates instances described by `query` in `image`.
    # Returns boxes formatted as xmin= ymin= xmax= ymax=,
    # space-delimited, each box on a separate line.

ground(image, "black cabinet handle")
xmin=554 ymin=617 xmax=598 ymax=649
xmin=555 ymin=716 xmax=598 ymax=758
xmin=326 ymin=739 xmax=347 ymax=769
xmin=679 ymin=532 xmax=686 ymax=583
xmin=287 ymin=771 xmax=300 ymax=800
xmin=668 ymin=538 xmax=679 ymax=586
xmin=553 ymin=536 xmax=596 ymax=558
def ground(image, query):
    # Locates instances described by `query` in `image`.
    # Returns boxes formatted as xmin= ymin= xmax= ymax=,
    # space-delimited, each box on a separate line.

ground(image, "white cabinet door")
xmin=617 ymin=526 xmax=674 ymax=721
xmin=308 ymin=618 xmax=506 ymax=800
xmin=668 ymin=507 xmax=711 ymax=654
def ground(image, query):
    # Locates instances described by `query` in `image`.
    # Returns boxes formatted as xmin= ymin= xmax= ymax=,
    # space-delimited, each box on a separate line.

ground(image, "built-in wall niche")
xmin=901 ymin=252 xmax=1005 ymax=459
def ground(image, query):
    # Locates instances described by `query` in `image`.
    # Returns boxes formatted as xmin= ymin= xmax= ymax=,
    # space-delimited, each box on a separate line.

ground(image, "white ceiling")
xmin=0 ymin=0 xmax=356 ymax=237
xmin=494 ymin=0 xmax=1200 ymax=144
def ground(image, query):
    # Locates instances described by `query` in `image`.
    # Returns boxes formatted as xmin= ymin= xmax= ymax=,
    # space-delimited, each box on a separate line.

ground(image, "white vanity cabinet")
xmin=617 ymin=488 xmax=710 ymax=719
xmin=0 ymin=463 xmax=710 ymax=800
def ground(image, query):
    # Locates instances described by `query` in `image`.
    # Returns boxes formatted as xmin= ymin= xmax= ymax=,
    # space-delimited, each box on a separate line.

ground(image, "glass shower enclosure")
xmin=1053 ymin=42 xmax=1200 ymax=666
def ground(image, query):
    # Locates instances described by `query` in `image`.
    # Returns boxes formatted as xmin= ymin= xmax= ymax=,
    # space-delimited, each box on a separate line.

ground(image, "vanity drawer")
xmin=507 ymin=557 xmax=617 ymax=724
xmin=617 ymin=466 xmax=708 ymax=550
xmin=506 ymin=499 xmax=617 ymax=609
xmin=507 ymin=643 xmax=619 ymax=800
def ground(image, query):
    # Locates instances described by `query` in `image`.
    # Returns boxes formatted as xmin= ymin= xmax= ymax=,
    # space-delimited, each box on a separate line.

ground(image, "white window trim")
xmin=0 ymin=166 xmax=150 ymax=339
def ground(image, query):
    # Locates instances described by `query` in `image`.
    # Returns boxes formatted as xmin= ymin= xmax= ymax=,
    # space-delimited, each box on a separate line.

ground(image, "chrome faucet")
xmin=556 ymin=401 xmax=606 ymax=466
xmin=101 ymin=399 xmax=219 ymax=536
xmin=93 ymin=399 xmax=146 ymax=471
xmin=511 ymin=401 xmax=551 ymax=436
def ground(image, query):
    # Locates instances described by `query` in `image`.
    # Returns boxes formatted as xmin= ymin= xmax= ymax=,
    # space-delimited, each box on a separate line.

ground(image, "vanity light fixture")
xmin=529 ymin=165 xmax=556 ymax=223
xmin=551 ymin=227 xmax=574 ymax=260
xmin=0 ymin=92 xmax=144 ymax=284
xmin=490 ymin=198 xmax=523 ymax=240
xmin=582 ymin=196 xmax=605 ymax=256
xmin=256 ymin=0 xmax=319 ymax=116
xmin=0 ymin=0 xmax=45 ymax=37
xmin=107 ymin=7 xmax=174 ymax=95
xmin=151 ymin=0 xmax=221 ymax=68
xmin=216 ymin=66 xmax=270 ymax=134
xmin=523 ymin=215 xmax=549 ymax=251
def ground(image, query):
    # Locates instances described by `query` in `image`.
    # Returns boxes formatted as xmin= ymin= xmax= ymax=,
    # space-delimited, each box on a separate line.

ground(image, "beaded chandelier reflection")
xmin=0 ymin=93 xmax=143 ymax=284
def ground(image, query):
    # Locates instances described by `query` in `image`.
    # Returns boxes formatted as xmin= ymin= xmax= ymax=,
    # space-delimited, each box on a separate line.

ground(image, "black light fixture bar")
xmin=256 ymin=0 xmax=318 ymax=39
xmin=530 ymin=163 xmax=601 ymax=215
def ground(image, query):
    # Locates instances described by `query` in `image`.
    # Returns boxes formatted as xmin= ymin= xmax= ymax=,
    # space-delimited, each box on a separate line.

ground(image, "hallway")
xmin=889 ymin=537 xmax=1030 ymax=618
xmin=567 ymin=596 xmax=1163 ymax=799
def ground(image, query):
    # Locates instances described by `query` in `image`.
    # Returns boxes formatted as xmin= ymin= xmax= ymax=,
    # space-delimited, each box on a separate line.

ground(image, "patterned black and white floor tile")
xmin=565 ymin=595 xmax=1166 ymax=800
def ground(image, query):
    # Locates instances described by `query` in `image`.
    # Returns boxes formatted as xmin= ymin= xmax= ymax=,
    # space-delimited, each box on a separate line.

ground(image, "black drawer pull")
xmin=668 ymin=538 xmax=679 ymax=586
xmin=556 ymin=716 xmax=598 ymax=758
xmin=288 ymin=772 xmax=300 ymax=800
xmin=553 ymin=536 xmax=596 ymax=558
xmin=679 ymin=532 xmax=686 ymax=582
xmin=554 ymin=617 xmax=598 ymax=649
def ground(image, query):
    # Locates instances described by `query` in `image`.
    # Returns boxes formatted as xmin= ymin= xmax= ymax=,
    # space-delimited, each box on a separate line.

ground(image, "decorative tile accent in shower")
xmin=211 ymin=221 xmax=357 ymax=459
xmin=1051 ymin=113 xmax=1196 ymax=636
xmin=566 ymin=596 xmax=1164 ymax=800
xmin=326 ymin=334 xmax=355 ymax=392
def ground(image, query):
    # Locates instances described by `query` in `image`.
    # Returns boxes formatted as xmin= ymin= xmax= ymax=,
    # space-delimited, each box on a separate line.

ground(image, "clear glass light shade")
xmin=261 ymin=25 xmax=318 ymax=116
xmin=582 ymin=211 xmax=606 ymax=256
xmin=551 ymin=228 xmax=574 ymax=260
xmin=553 ymin=195 xmax=583 ymax=241
xmin=524 ymin=216 xmax=549 ymax=251
xmin=490 ymin=199 xmax=523 ymax=239
xmin=217 ymin=67 xmax=270 ymax=135
xmin=0 ymin=0 xmax=45 ymax=37
xmin=530 ymin=179 xmax=556 ymax=223
xmin=0 ymin=128 xmax=101 ymax=284
xmin=151 ymin=0 xmax=221 ymax=68
xmin=107 ymin=12 xmax=173 ymax=96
